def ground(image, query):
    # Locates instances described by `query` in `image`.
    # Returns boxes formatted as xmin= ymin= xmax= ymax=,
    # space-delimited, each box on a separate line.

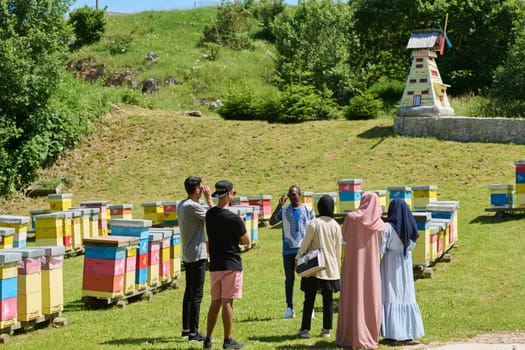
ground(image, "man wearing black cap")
xmin=204 ymin=180 xmax=250 ymax=349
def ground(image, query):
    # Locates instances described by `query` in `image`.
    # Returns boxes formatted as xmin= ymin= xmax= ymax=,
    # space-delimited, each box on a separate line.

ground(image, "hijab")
xmin=385 ymin=199 xmax=419 ymax=256
xmin=317 ymin=194 xmax=334 ymax=218
xmin=351 ymin=192 xmax=386 ymax=233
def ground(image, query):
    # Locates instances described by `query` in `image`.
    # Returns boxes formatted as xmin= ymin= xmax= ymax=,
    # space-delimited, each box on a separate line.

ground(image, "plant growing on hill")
xmin=201 ymin=1 xmax=254 ymax=50
xmin=68 ymin=5 xmax=107 ymax=49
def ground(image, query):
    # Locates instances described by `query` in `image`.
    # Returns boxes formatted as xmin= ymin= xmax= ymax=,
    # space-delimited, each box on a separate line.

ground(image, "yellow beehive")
xmin=34 ymin=213 xmax=64 ymax=247
xmin=0 ymin=215 xmax=29 ymax=248
xmin=300 ymin=191 xmax=314 ymax=209
xmin=68 ymin=209 xmax=83 ymax=249
xmin=412 ymin=185 xmax=438 ymax=210
xmin=142 ymin=202 xmax=164 ymax=225
xmin=313 ymin=192 xmax=339 ymax=216
xmin=48 ymin=193 xmax=73 ymax=212
xmin=0 ymin=227 xmax=15 ymax=249
xmin=412 ymin=212 xmax=432 ymax=266
xmin=40 ymin=246 xmax=65 ymax=315
xmin=370 ymin=190 xmax=387 ymax=213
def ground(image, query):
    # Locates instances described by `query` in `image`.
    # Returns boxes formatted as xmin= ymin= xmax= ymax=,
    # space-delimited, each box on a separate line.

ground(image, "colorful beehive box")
xmin=0 ymin=228 xmax=15 ymax=249
xmin=388 ymin=186 xmax=413 ymax=210
xmin=412 ymin=185 xmax=438 ymax=210
xmin=83 ymin=236 xmax=132 ymax=298
xmin=48 ymin=193 xmax=73 ymax=212
xmin=313 ymin=192 xmax=339 ymax=216
xmin=232 ymin=196 xmax=249 ymax=206
xmin=246 ymin=205 xmax=260 ymax=243
xmin=69 ymin=208 xmax=92 ymax=241
xmin=38 ymin=246 xmax=65 ymax=315
xmin=338 ymin=179 xmax=362 ymax=213
xmin=147 ymin=232 xmax=162 ymax=288
xmin=339 ymin=191 xmax=362 ymax=212
xmin=108 ymin=204 xmax=133 ymax=220
xmin=110 ymin=219 xmax=151 ymax=291
xmin=429 ymin=220 xmax=447 ymax=259
xmin=412 ymin=212 xmax=432 ymax=266
xmin=370 ymin=190 xmax=387 ymax=213
xmin=515 ymin=160 xmax=525 ymax=207
xmin=300 ymin=191 xmax=314 ymax=209
xmin=337 ymin=179 xmax=362 ymax=192
xmin=170 ymin=228 xmax=181 ymax=280
xmin=247 ymin=195 xmax=272 ymax=220
xmin=229 ymin=206 xmax=250 ymax=248
xmin=161 ymin=201 xmax=178 ymax=226
xmin=149 ymin=228 xmax=173 ymax=283
xmin=80 ymin=201 xmax=109 ymax=236
xmin=67 ymin=209 xmax=83 ymax=249
xmin=0 ymin=215 xmax=29 ymax=248
xmin=426 ymin=201 xmax=459 ymax=245
xmin=428 ymin=225 xmax=439 ymax=263
xmin=124 ymin=244 xmax=137 ymax=295
xmin=5 ymin=248 xmax=44 ymax=322
xmin=142 ymin=202 xmax=164 ymax=226
xmin=87 ymin=208 xmax=100 ymax=237
xmin=489 ymin=184 xmax=514 ymax=208
xmin=30 ymin=209 xmax=50 ymax=231
xmin=0 ymin=251 xmax=22 ymax=328
xmin=34 ymin=213 xmax=64 ymax=247
xmin=54 ymin=211 xmax=73 ymax=251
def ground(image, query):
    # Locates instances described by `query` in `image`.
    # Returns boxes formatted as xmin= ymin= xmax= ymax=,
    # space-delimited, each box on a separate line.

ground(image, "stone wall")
xmin=394 ymin=116 xmax=525 ymax=144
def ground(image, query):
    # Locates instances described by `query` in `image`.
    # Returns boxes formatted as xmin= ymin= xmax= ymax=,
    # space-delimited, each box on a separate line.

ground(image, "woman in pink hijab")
xmin=336 ymin=192 xmax=386 ymax=349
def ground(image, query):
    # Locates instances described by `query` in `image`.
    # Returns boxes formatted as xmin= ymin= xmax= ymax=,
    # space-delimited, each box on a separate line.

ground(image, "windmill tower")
xmin=397 ymin=29 xmax=454 ymax=117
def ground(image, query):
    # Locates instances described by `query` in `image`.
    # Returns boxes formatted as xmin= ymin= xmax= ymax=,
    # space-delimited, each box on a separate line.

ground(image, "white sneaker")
xmin=311 ymin=309 xmax=315 ymax=319
xmin=282 ymin=307 xmax=295 ymax=319
xmin=320 ymin=328 xmax=330 ymax=338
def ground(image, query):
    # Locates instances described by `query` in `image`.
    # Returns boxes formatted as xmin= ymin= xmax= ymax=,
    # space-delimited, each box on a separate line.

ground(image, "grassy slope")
xmin=1 ymin=8 xmax=524 ymax=350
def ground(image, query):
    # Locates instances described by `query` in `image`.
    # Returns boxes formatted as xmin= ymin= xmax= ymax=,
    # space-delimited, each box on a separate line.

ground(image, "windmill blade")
xmin=444 ymin=32 xmax=453 ymax=48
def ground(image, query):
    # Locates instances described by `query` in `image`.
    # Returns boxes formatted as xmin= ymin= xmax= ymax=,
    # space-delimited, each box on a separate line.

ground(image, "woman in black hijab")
xmin=295 ymin=195 xmax=342 ymax=339
xmin=380 ymin=199 xmax=425 ymax=342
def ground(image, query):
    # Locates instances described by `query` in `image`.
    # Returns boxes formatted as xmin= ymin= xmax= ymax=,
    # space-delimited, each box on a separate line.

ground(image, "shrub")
xmin=344 ymin=91 xmax=383 ymax=120
xmin=68 ymin=6 xmax=107 ymax=49
xmin=104 ymin=33 xmax=133 ymax=55
xmin=276 ymin=84 xmax=338 ymax=123
xmin=368 ymin=78 xmax=405 ymax=111
xmin=201 ymin=2 xmax=254 ymax=50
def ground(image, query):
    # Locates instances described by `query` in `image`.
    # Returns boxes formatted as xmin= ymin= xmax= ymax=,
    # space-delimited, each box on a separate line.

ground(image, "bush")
xmin=368 ymin=78 xmax=405 ymax=111
xmin=249 ymin=0 xmax=285 ymax=42
xmin=201 ymin=2 xmax=254 ymax=50
xmin=344 ymin=92 xmax=383 ymax=120
xmin=69 ymin=6 xmax=107 ymax=49
xmin=277 ymin=84 xmax=338 ymax=123
xmin=104 ymin=33 xmax=133 ymax=55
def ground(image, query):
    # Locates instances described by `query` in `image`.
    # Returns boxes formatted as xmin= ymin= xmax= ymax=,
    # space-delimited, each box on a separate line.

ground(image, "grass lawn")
xmin=2 ymin=109 xmax=525 ymax=349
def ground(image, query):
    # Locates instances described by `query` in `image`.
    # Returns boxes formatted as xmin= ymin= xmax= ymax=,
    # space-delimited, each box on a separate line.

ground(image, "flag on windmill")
xmin=438 ymin=14 xmax=453 ymax=55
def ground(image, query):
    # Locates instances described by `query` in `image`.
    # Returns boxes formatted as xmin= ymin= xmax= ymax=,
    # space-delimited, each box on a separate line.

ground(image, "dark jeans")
xmin=182 ymin=259 xmax=207 ymax=333
xmin=283 ymin=253 xmax=296 ymax=309
xmin=300 ymin=282 xmax=334 ymax=331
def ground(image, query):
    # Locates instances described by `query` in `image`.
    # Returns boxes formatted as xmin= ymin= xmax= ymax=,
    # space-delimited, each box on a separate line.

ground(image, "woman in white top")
xmin=295 ymin=195 xmax=342 ymax=339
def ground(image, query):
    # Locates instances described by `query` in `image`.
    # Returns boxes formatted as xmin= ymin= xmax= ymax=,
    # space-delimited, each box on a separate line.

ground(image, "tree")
xmin=68 ymin=5 xmax=106 ymax=49
xmin=0 ymin=0 xmax=74 ymax=193
xmin=272 ymin=0 xmax=357 ymax=103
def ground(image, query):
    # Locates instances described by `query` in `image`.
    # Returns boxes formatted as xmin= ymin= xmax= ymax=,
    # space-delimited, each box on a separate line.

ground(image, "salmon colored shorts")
xmin=210 ymin=270 xmax=243 ymax=301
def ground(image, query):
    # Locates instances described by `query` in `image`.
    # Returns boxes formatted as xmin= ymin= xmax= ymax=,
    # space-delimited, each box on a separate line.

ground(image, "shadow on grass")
xmin=101 ymin=336 xmax=175 ymax=346
xmin=357 ymin=125 xmax=394 ymax=149
xmin=63 ymin=299 xmax=85 ymax=312
xmin=470 ymin=212 xmax=525 ymax=224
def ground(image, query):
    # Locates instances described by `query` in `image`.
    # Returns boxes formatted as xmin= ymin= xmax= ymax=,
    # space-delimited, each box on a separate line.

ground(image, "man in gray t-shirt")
xmin=178 ymin=176 xmax=214 ymax=342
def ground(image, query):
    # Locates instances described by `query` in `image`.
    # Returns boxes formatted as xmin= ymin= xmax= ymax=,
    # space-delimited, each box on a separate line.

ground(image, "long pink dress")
xmin=336 ymin=192 xmax=386 ymax=349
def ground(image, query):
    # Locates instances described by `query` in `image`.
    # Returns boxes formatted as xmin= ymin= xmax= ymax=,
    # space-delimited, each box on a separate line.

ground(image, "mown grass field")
xmin=0 ymin=6 xmax=524 ymax=350
xmin=1 ymin=107 xmax=525 ymax=349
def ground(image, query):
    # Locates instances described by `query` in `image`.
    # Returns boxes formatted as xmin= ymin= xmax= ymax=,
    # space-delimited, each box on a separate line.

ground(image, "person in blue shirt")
xmin=270 ymin=185 xmax=315 ymax=319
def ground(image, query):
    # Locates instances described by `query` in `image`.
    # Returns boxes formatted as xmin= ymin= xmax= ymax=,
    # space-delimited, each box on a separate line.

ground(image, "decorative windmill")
xmin=397 ymin=17 xmax=454 ymax=117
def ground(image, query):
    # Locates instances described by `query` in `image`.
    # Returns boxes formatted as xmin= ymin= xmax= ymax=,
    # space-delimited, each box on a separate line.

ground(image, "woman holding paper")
xmin=295 ymin=195 xmax=342 ymax=339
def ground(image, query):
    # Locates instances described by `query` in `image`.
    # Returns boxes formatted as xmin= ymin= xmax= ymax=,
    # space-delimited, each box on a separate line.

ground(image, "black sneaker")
xmin=204 ymin=337 xmax=213 ymax=349
xmin=223 ymin=338 xmax=244 ymax=349
xmin=189 ymin=333 xmax=206 ymax=342
xmin=182 ymin=330 xmax=191 ymax=338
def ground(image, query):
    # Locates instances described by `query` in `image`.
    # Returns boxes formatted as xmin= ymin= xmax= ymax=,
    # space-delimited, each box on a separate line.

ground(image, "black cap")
xmin=212 ymin=180 xmax=233 ymax=198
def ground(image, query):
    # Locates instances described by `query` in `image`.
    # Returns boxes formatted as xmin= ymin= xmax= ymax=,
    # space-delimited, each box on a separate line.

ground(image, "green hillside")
xmin=1 ymin=8 xmax=524 ymax=350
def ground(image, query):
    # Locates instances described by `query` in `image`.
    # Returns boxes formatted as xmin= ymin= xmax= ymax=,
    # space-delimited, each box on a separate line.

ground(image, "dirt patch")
xmin=468 ymin=332 xmax=525 ymax=344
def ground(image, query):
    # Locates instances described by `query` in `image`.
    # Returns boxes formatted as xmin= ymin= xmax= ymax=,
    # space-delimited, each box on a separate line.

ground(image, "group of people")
xmin=270 ymin=186 xmax=425 ymax=349
xmin=178 ymin=176 xmax=425 ymax=350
